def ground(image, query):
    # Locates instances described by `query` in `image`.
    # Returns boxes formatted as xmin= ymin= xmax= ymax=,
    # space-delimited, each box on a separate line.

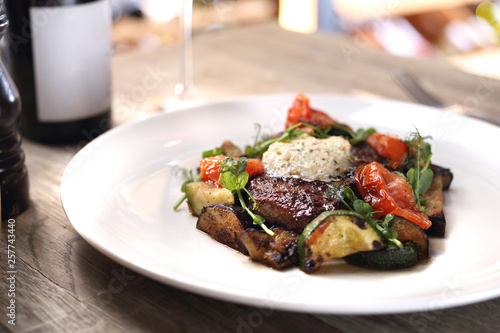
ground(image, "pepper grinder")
xmin=0 ymin=2 xmax=30 ymax=220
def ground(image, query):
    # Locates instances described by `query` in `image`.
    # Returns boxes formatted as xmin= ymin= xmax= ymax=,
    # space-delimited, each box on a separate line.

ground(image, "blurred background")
xmin=111 ymin=0 xmax=500 ymax=79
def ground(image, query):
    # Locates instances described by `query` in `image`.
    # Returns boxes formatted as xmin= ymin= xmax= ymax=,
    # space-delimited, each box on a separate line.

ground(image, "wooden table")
xmin=3 ymin=22 xmax=500 ymax=332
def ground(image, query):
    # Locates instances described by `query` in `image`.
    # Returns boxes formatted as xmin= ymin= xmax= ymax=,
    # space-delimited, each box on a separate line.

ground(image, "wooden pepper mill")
xmin=0 ymin=2 xmax=30 ymax=220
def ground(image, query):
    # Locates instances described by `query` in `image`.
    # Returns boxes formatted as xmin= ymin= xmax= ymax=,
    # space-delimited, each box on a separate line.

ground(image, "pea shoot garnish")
xmin=405 ymin=130 xmax=433 ymax=212
xmin=245 ymin=122 xmax=376 ymax=159
xmin=330 ymin=187 xmax=403 ymax=248
xmin=173 ymin=169 xmax=201 ymax=211
xmin=245 ymin=123 xmax=312 ymax=158
xmin=219 ymin=157 xmax=274 ymax=236
xmin=202 ymin=147 xmax=224 ymax=158
xmin=347 ymin=127 xmax=377 ymax=145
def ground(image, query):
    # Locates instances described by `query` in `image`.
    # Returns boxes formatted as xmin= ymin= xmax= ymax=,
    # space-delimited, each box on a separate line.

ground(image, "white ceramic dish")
xmin=61 ymin=95 xmax=500 ymax=314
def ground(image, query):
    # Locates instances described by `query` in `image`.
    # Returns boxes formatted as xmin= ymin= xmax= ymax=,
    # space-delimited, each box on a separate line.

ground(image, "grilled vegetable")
xmin=196 ymin=203 xmax=251 ymax=254
xmin=390 ymin=217 xmax=429 ymax=258
xmin=345 ymin=241 xmax=419 ymax=270
xmin=220 ymin=140 xmax=244 ymax=157
xmin=298 ymin=211 xmax=383 ymax=273
xmin=423 ymin=174 xmax=446 ymax=237
xmin=186 ymin=181 xmax=234 ymax=216
xmin=432 ymin=165 xmax=453 ymax=190
xmin=239 ymin=227 xmax=299 ymax=270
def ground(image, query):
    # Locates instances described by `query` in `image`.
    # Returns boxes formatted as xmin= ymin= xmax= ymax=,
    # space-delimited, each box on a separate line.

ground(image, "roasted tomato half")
xmin=200 ymin=155 xmax=264 ymax=187
xmin=285 ymin=94 xmax=337 ymax=131
xmin=366 ymin=132 xmax=408 ymax=169
xmin=355 ymin=161 xmax=432 ymax=229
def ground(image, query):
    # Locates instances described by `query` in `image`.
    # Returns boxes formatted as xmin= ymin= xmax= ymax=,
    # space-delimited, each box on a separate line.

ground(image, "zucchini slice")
xmin=298 ymin=211 xmax=383 ymax=273
xmin=345 ymin=241 xmax=419 ymax=270
xmin=186 ymin=181 xmax=234 ymax=216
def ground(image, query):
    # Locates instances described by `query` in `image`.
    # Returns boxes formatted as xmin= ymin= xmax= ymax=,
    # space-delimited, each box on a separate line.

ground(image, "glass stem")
xmin=176 ymin=0 xmax=195 ymax=100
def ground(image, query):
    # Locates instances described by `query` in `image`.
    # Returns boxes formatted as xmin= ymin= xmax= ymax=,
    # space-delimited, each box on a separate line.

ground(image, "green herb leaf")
xmin=382 ymin=214 xmax=395 ymax=228
xmin=382 ymin=228 xmax=398 ymax=240
xmin=418 ymin=168 xmax=433 ymax=194
xmin=405 ymin=129 xmax=434 ymax=211
xmin=219 ymin=157 xmax=274 ymax=236
xmin=238 ymin=172 xmax=249 ymax=187
xmin=220 ymin=157 xmax=237 ymax=174
xmin=406 ymin=168 xmax=417 ymax=189
xmin=353 ymin=199 xmax=373 ymax=216
xmin=349 ymin=127 xmax=376 ymax=145
xmin=202 ymin=147 xmax=224 ymax=158
xmin=421 ymin=142 xmax=432 ymax=163
xmin=312 ymin=126 xmax=332 ymax=139
xmin=244 ymin=122 xmax=314 ymax=158
xmin=343 ymin=187 xmax=358 ymax=204
xmin=221 ymin=172 xmax=238 ymax=192
xmin=236 ymin=157 xmax=247 ymax=176
xmin=173 ymin=168 xmax=201 ymax=210
xmin=332 ymin=186 xmax=403 ymax=248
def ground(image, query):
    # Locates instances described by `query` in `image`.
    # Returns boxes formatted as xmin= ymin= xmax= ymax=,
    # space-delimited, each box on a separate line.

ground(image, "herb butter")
xmin=262 ymin=134 xmax=352 ymax=181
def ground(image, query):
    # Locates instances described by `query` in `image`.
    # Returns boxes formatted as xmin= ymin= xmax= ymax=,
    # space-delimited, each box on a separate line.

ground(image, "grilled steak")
xmin=247 ymin=174 xmax=355 ymax=232
xmin=247 ymin=142 xmax=383 ymax=232
xmin=351 ymin=142 xmax=386 ymax=167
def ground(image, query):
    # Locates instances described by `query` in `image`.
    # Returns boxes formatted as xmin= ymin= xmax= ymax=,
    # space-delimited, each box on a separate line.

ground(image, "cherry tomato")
xmin=285 ymin=94 xmax=312 ymax=130
xmin=355 ymin=161 xmax=432 ymax=229
xmin=285 ymin=94 xmax=337 ymax=131
xmin=366 ymin=132 xmax=408 ymax=169
xmin=200 ymin=155 xmax=264 ymax=188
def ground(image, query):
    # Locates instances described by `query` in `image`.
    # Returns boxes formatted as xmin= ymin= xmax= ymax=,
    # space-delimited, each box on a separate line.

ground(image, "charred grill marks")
xmin=247 ymin=174 xmax=355 ymax=232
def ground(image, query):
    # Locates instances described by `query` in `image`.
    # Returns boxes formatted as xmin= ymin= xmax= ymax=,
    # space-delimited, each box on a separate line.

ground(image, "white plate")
xmin=61 ymin=94 xmax=500 ymax=314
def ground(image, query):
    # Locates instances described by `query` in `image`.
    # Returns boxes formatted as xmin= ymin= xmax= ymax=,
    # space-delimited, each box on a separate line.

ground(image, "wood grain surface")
xmin=1 ymin=22 xmax=499 ymax=333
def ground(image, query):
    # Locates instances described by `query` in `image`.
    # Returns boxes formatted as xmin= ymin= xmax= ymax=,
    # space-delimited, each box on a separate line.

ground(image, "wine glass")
xmin=163 ymin=0 xmax=205 ymax=111
xmin=138 ymin=0 xmax=199 ymax=111
xmin=175 ymin=0 xmax=196 ymax=101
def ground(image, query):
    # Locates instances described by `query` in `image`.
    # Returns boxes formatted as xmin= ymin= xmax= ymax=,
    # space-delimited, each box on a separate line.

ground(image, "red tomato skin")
xmin=355 ymin=162 xmax=398 ymax=215
xmin=285 ymin=94 xmax=337 ymax=131
xmin=245 ymin=158 xmax=265 ymax=177
xmin=200 ymin=156 xmax=225 ymax=187
xmin=310 ymin=110 xmax=337 ymax=129
xmin=285 ymin=94 xmax=312 ymax=130
xmin=366 ymin=133 xmax=408 ymax=169
xmin=355 ymin=162 xmax=432 ymax=229
xmin=200 ymin=156 xmax=264 ymax=188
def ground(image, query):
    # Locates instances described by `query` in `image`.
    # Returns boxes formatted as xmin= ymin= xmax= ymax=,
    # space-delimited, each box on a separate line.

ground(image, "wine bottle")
xmin=2 ymin=0 xmax=112 ymax=143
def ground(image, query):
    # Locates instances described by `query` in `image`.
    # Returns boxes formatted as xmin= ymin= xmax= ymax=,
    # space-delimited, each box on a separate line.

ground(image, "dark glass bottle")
xmin=2 ymin=0 xmax=112 ymax=144
xmin=0 ymin=2 xmax=29 ymax=219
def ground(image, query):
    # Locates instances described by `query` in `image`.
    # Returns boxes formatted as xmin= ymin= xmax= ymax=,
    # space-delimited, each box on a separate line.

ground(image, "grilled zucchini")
xmin=186 ymin=181 xmax=234 ymax=216
xmin=345 ymin=241 xmax=419 ymax=270
xmin=298 ymin=211 xmax=383 ymax=273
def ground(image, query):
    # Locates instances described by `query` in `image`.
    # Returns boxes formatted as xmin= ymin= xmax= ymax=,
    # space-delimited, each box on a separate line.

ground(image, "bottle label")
xmin=30 ymin=1 xmax=111 ymax=122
